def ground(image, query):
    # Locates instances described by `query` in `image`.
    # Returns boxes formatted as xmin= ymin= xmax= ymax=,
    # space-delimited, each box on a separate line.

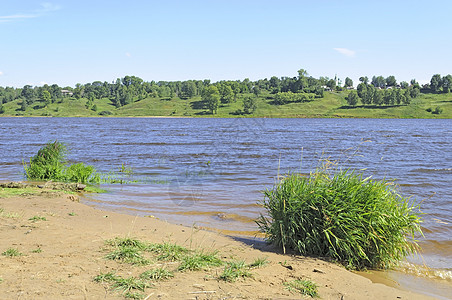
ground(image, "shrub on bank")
xmin=23 ymin=141 xmax=99 ymax=184
xmin=257 ymin=169 xmax=423 ymax=270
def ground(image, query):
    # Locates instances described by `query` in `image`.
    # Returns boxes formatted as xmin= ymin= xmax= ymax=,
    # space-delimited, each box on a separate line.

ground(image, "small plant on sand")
xmin=284 ymin=279 xmax=319 ymax=298
xmin=94 ymin=272 xmax=150 ymax=299
xmin=139 ymin=268 xmax=174 ymax=281
xmin=147 ymin=242 xmax=190 ymax=261
xmin=31 ymin=248 xmax=42 ymax=253
xmin=257 ymin=167 xmax=423 ymax=270
xmin=29 ymin=215 xmax=47 ymax=222
xmin=219 ymin=260 xmax=253 ymax=282
xmin=248 ymin=257 xmax=269 ymax=268
xmin=2 ymin=248 xmax=22 ymax=257
xmin=105 ymin=245 xmax=151 ymax=265
xmin=178 ymin=250 xmax=223 ymax=271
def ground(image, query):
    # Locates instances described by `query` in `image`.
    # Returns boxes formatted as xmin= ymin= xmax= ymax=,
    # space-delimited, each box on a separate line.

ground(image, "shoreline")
xmin=0 ymin=190 xmax=435 ymax=299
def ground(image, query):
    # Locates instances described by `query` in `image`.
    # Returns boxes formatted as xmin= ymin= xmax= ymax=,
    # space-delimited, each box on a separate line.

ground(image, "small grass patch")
xmin=248 ymin=257 xmax=268 ymax=268
xmin=284 ymin=279 xmax=319 ymax=298
xmin=94 ymin=272 xmax=151 ymax=299
xmin=178 ymin=250 xmax=223 ymax=271
xmin=105 ymin=237 xmax=152 ymax=265
xmin=105 ymin=246 xmax=151 ymax=265
xmin=147 ymin=242 xmax=190 ymax=261
xmin=0 ymin=187 xmax=42 ymax=198
xmin=219 ymin=260 xmax=253 ymax=282
xmin=29 ymin=216 xmax=47 ymax=222
xmin=139 ymin=268 xmax=174 ymax=281
xmin=31 ymin=248 xmax=42 ymax=253
xmin=2 ymin=248 xmax=22 ymax=257
xmin=68 ymin=211 xmax=77 ymax=216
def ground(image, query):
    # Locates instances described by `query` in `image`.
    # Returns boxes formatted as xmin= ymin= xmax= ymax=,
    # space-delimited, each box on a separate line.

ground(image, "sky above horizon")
xmin=1 ymin=0 xmax=451 ymax=88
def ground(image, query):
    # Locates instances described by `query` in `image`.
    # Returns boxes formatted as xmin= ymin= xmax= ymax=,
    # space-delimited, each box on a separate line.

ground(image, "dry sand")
xmin=0 ymin=190 xmax=435 ymax=299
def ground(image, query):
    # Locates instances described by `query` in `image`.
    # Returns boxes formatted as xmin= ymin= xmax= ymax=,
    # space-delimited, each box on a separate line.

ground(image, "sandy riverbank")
xmin=0 ymin=190 xmax=435 ymax=299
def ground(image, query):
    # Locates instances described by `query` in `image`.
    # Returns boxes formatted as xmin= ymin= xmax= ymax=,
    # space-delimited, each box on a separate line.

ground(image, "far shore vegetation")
xmin=0 ymin=69 xmax=451 ymax=118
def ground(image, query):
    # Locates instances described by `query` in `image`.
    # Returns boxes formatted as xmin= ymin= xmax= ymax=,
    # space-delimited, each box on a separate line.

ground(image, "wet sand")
xmin=0 ymin=191 xmax=436 ymax=299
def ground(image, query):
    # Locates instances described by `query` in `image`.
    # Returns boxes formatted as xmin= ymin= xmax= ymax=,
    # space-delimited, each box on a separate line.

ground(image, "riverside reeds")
xmin=257 ymin=169 xmax=423 ymax=270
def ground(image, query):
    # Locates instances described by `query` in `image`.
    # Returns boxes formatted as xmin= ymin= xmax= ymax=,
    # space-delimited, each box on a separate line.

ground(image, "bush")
xmin=433 ymin=106 xmax=443 ymax=114
xmin=257 ymin=169 xmax=423 ymax=270
xmin=24 ymin=141 xmax=67 ymax=181
xmin=24 ymin=141 xmax=98 ymax=184
xmin=65 ymin=163 xmax=99 ymax=184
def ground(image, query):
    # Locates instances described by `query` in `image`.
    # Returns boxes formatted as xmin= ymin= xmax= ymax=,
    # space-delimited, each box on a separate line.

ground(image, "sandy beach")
xmin=0 ymin=188 xmax=435 ymax=299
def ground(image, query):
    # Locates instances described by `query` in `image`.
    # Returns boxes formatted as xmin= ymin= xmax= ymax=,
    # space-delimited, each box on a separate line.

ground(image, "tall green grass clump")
xmin=23 ymin=140 xmax=67 ymax=181
xmin=257 ymin=169 xmax=423 ymax=270
xmin=23 ymin=140 xmax=99 ymax=184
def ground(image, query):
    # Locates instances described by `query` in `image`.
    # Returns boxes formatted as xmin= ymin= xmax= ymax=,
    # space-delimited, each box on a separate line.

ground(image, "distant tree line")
xmin=0 ymin=71 xmax=451 ymax=114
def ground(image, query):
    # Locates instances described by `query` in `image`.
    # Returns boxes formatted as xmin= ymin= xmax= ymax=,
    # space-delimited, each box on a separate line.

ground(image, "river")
xmin=0 ymin=117 xmax=451 ymax=298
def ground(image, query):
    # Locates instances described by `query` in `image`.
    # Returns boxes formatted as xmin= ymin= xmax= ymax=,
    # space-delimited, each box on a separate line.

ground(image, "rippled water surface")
xmin=1 ymin=117 xmax=451 ymax=296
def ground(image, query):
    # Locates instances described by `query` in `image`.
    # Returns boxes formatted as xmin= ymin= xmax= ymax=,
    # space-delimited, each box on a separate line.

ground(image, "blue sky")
xmin=1 ymin=0 xmax=451 ymax=87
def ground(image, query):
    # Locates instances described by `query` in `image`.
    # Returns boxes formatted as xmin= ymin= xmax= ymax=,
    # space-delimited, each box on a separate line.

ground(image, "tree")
xmin=372 ymin=89 xmax=384 ymax=106
xmin=21 ymin=85 xmax=35 ymax=105
xmin=359 ymin=76 xmax=369 ymax=84
xmin=326 ymin=79 xmax=336 ymax=90
xmin=0 ymin=102 xmax=4 ymax=114
xmin=252 ymin=86 xmax=261 ymax=97
xmin=220 ymin=85 xmax=234 ymax=104
xmin=441 ymin=75 xmax=452 ymax=93
xmin=202 ymin=86 xmax=220 ymax=114
xmin=243 ymin=96 xmax=257 ymax=114
xmin=371 ymin=76 xmax=385 ymax=89
xmin=410 ymin=79 xmax=420 ymax=89
xmin=41 ymin=90 xmax=51 ymax=106
xmin=356 ymin=82 xmax=367 ymax=98
xmin=409 ymin=87 xmax=420 ymax=98
xmin=385 ymin=75 xmax=397 ymax=87
xmin=181 ymin=81 xmax=197 ymax=99
xmin=344 ymin=77 xmax=353 ymax=88
xmin=400 ymin=81 xmax=409 ymax=89
xmin=430 ymin=74 xmax=441 ymax=93
xmin=361 ymin=85 xmax=375 ymax=105
xmin=346 ymin=91 xmax=359 ymax=107
xmin=403 ymin=89 xmax=411 ymax=105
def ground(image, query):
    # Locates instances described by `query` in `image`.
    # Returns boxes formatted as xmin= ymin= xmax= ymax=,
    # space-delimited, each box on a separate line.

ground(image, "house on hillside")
xmin=61 ymin=89 xmax=73 ymax=97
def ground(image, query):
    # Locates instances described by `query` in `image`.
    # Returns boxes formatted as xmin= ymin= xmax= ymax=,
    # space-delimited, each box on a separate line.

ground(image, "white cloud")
xmin=125 ymin=52 xmax=131 ymax=57
xmin=39 ymin=2 xmax=61 ymax=13
xmin=0 ymin=71 xmax=3 ymax=76
xmin=0 ymin=14 xmax=36 ymax=22
xmin=333 ymin=48 xmax=356 ymax=57
xmin=0 ymin=3 xmax=61 ymax=23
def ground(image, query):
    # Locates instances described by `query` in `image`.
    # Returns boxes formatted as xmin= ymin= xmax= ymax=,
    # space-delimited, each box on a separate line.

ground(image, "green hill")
xmin=1 ymin=91 xmax=451 ymax=119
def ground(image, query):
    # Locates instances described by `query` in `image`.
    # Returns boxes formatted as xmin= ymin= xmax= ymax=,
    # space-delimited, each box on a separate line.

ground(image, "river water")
xmin=0 ymin=117 xmax=451 ymax=298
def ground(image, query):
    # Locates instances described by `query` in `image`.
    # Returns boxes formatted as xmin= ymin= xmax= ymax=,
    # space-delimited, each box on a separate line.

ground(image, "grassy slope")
xmin=1 ymin=91 xmax=451 ymax=118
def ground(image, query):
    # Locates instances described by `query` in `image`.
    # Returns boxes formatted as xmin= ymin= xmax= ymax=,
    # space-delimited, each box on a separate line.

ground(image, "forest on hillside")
xmin=0 ymin=70 xmax=451 ymax=116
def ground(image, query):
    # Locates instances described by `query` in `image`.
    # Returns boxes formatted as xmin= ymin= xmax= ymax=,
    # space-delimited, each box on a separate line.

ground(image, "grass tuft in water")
xmin=257 ymin=168 xmax=423 ymax=270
